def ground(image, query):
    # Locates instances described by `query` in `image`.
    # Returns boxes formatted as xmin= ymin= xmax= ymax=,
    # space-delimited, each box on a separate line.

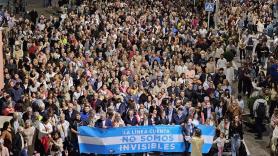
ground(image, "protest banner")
xmin=78 ymin=125 xmax=215 ymax=154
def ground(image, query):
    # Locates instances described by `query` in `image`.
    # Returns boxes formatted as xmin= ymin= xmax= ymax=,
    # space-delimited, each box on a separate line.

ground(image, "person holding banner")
xmin=95 ymin=112 xmax=113 ymax=128
xmin=183 ymin=118 xmax=196 ymax=137
xmin=69 ymin=112 xmax=82 ymax=155
xmin=189 ymin=128 xmax=204 ymax=156
xmin=124 ymin=109 xmax=139 ymax=126
xmin=173 ymin=108 xmax=187 ymax=125
xmin=112 ymin=113 xmax=125 ymax=127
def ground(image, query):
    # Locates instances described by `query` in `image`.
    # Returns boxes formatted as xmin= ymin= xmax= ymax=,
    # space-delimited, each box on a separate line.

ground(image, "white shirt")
xmin=217 ymin=58 xmax=227 ymax=69
xmin=37 ymin=122 xmax=53 ymax=139
xmin=257 ymin=22 xmax=264 ymax=33
xmin=225 ymin=67 xmax=235 ymax=84
xmin=214 ymin=47 xmax=224 ymax=58
xmin=57 ymin=121 xmax=70 ymax=141
xmin=73 ymin=91 xmax=82 ymax=100
xmin=199 ymin=28 xmax=208 ymax=38
xmin=102 ymin=120 xmax=106 ymax=127
xmin=175 ymin=65 xmax=183 ymax=76
xmin=214 ymin=137 xmax=227 ymax=148
xmin=37 ymin=23 xmax=46 ymax=31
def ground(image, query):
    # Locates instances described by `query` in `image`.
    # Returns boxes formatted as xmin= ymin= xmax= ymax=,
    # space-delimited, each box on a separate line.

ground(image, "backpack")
xmin=256 ymin=102 xmax=266 ymax=118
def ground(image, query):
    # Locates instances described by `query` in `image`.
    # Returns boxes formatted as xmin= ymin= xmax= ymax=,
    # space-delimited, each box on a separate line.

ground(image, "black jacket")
xmin=229 ymin=121 xmax=244 ymax=139
xmin=13 ymin=132 xmax=24 ymax=156
xmin=64 ymin=109 xmax=78 ymax=123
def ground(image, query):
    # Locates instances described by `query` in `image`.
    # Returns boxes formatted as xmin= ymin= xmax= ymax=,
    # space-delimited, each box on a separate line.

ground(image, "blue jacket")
xmin=173 ymin=114 xmax=186 ymax=125
xmin=80 ymin=112 xmax=89 ymax=122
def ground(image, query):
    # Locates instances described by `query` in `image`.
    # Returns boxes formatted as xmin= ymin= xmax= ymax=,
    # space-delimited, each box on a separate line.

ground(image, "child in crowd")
xmin=213 ymin=132 xmax=229 ymax=156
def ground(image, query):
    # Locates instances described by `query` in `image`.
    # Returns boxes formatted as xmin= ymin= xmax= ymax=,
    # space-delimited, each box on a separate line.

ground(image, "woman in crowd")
xmin=49 ymin=131 xmax=64 ymax=156
xmin=229 ymin=115 xmax=244 ymax=156
xmin=189 ymin=129 xmax=204 ymax=156
xmin=0 ymin=122 xmax=12 ymax=154
xmin=36 ymin=116 xmax=53 ymax=155
xmin=23 ymin=119 xmax=36 ymax=156
xmin=112 ymin=113 xmax=125 ymax=127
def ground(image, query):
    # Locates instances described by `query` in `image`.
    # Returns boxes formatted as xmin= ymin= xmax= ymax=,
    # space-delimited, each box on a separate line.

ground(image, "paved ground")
xmin=232 ymin=38 xmax=272 ymax=156
xmin=233 ymin=54 xmax=271 ymax=156
xmin=244 ymin=128 xmax=271 ymax=156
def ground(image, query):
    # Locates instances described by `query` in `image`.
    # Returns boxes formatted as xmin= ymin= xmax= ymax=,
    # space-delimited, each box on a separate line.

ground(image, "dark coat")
xmin=173 ymin=114 xmax=186 ymax=125
xmin=124 ymin=116 xmax=139 ymax=126
xmin=13 ymin=132 xmax=24 ymax=156
xmin=95 ymin=119 xmax=113 ymax=128
xmin=202 ymin=107 xmax=215 ymax=121
xmin=64 ymin=109 xmax=78 ymax=123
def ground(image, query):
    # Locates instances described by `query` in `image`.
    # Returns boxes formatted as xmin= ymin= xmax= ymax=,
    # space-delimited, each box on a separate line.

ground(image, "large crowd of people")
xmin=0 ymin=0 xmax=278 ymax=155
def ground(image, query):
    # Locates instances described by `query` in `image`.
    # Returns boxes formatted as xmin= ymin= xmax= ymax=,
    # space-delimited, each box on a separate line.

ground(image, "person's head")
xmin=15 ymin=82 xmax=21 ymax=89
xmin=13 ymin=112 xmax=20 ymax=120
xmin=238 ymin=95 xmax=242 ymax=100
xmin=220 ymin=54 xmax=224 ymax=59
xmin=100 ymin=112 xmax=107 ymax=121
xmin=219 ymin=68 xmax=224 ymax=74
xmin=68 ymin=102 xmax=73 ymax=110
xmin=26 ymin=106 xmax=32 ymax=113
xmin=146 ymin=95 xmax=152 ymax=102
xmin=128 ymin=109 xmax=134 ymax=116
xmin=25 ymin=120 xmax=32 ymax=128
xmin=17 ymin=126 xmax=24 ymax=133
xmin=38 ymin=101 xmax=45 ymax=111
xmin=2 ymin=121 xmax=10 ymax=131
xmin=194 ymin=128 xmax=202 ymax=137
xmin=76 ymin=112 xmax=81 ymax=120
xmin=220 ymin=132 xmax=225 ymax=138
xmin=224 ymin=116 xmax=229 ymax=123
xmin=171 ymin=81 xmax=176 ymax=87
xmin=204 ymin=96 xmax=210 ymax=103
xmin=187 ymin=118 xmax=193 ymax=125
xmin=234 ymin=115 xmax=240 ymax=122
xmin=60 ymin=113 xmax=65 ymax=122
xmin=114 ymin=113 xmax=122 ymax=121
xmin=232 ymin=101 xmax=238 ymax=107
xmin=52 ymin=131 xmax=60 ymax=140
xmin=41 ymin=116 xmax=49 ymax=124
xmin=83 ymin=105 xmax=90 ymax=113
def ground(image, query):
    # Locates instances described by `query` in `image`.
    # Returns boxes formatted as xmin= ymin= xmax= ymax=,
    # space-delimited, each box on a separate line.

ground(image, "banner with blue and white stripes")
xmin=78 ymin=125 xmax=215 ymax=154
